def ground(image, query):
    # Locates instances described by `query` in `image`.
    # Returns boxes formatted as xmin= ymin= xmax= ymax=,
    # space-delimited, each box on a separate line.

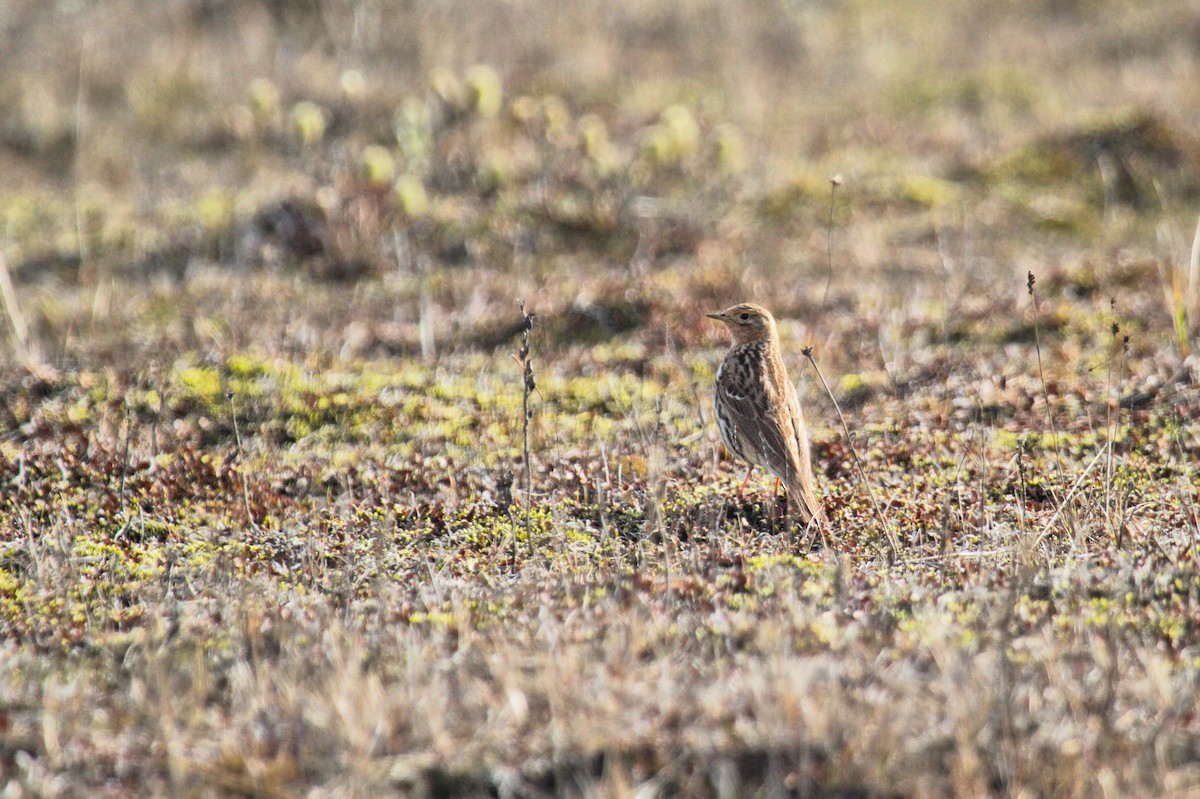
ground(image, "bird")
xmin=707 ymin=303 xmax=822 ymax=526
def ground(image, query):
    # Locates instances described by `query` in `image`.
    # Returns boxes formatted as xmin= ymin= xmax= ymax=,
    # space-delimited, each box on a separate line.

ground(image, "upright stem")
xmin=517 ymin=300 xmax=536 ymax=558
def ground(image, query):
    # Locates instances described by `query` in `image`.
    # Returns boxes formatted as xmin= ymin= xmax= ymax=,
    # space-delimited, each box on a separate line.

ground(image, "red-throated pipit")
xmin=707 ymin=303 xmax=822 ymax=525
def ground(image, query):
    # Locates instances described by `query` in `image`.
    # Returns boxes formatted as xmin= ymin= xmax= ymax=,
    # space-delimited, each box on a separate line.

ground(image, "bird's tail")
xmin=788 ymin=471 xmax=824 ymax=528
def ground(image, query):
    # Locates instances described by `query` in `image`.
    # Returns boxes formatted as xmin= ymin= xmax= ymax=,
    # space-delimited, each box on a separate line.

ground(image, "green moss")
xmin=128 ymin=70 xmax=214 ymax=138
xmin=747 ymin=553 xmax=823 ymax=574
xmin=1082 ymin=596 xmax=1125 ymax=628
xmin=890 ymin=70 xmax=1044 ymax=121
xmin=898 ymin=174 xmax=960 ymax=208
xmin=759 ymin=169 xmax=835 ymax=222
xmin=175 ymin=365 xmax=224 ymax=410
xmin=465 ymin=65 xmax=504 ymax=119
xmin=407 ymin=611 xmax=456 ymax=626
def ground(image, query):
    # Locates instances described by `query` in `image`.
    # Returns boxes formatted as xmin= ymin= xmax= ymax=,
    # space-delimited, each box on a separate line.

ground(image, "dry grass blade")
xmin=1035 ymin=440 xmax=1110 ymax=548
xmin=0 ymin=251 xmax=30 ymax=364
xmin=1189 ymin=213 xmax=1200 ymax=321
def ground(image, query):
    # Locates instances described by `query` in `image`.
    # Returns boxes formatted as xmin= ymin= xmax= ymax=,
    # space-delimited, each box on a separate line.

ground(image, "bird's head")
xmin=706 ymin=303 xmax=777 ymax=345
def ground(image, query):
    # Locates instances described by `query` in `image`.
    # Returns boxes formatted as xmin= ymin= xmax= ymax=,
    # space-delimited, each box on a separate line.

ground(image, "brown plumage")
xmin=707 ymin=303 xmax=822 ymax=525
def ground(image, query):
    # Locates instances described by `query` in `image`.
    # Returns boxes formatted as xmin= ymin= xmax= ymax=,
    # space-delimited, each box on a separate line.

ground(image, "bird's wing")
xmin=715 ymin=371 xmax=804 ymax=485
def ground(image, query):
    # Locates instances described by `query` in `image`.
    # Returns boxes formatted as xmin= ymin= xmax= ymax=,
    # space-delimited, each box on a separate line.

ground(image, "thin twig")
xmin=803 ymin=347 xmax=900 ymax=561
xmin=118 ymin=395 xmax=133 ymax=518
xmin=1015 ymin=438 xmax=1028 ymax=540
xmin=1112 ymin=332 xmax=1129 ymax=546
xmin=821 ymin=175 xmax=842 ymax=308
xmin=1104 ymin=309 xmax=1115 ymax=531
xmin=227 ymin=391 xmax=257 ymax=534
xmin=75 ymin=33 xmax=90 ymax=278
xmin=516 ymin=300 xmax=536 ymax=558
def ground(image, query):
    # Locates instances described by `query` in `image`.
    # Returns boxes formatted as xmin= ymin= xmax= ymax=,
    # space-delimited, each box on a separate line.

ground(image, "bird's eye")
xmin=740 ymin=313 xmax=750 ymax=321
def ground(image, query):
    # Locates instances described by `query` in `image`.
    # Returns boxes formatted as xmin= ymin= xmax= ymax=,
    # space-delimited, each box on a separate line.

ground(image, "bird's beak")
xmin=705 ymin=312 xmax=724 ymax=321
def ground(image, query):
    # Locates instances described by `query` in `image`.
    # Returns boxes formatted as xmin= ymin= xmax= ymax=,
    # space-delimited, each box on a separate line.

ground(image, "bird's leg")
xmin=738 ymin=466 xmax=754 ymax=497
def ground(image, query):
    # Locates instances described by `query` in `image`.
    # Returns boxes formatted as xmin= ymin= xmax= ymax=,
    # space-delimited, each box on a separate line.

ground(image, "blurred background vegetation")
xmin=2 ymin=0 xmax=1198 ymax=371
